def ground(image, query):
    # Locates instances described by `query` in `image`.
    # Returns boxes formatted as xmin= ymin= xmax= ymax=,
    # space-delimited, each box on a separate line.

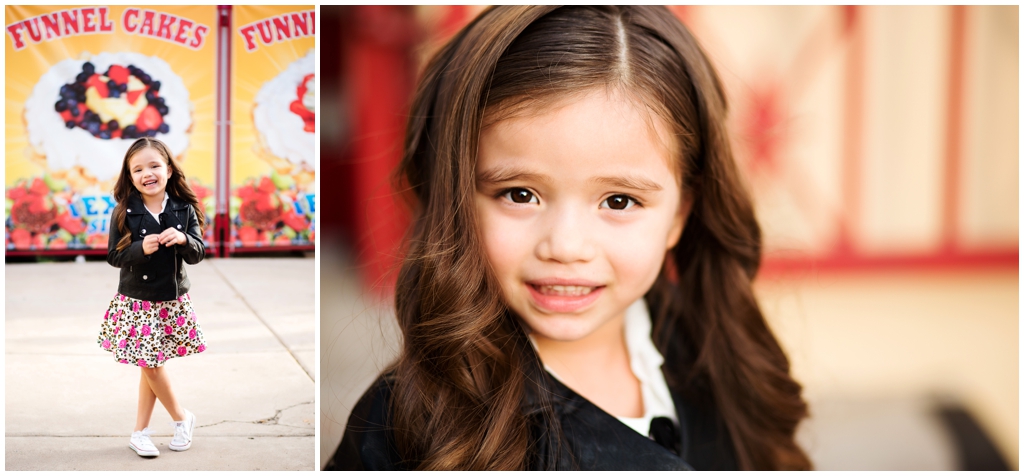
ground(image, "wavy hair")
xmin=111 ymin=137 xmax=205 ymax=251
xmin=389 ymin=6 xmax=810 ymax=470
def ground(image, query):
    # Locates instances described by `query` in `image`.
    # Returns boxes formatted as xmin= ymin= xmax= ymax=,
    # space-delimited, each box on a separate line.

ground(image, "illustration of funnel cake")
xmin=252 ymin=49 xmax=314 ymax=187
xmin=24 ymin=52 xmax=192 ymax=190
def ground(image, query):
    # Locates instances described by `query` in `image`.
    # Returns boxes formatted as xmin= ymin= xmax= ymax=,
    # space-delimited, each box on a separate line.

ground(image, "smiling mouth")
xmin=530 ymin=284 xmax=601 ymax=296
xmin=143 ymin=180 xmax=157 ymax=187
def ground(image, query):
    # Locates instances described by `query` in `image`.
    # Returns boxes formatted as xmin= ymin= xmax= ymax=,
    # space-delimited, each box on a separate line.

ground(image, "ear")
xmin=666 ymin=191 xmax=693 ymax=250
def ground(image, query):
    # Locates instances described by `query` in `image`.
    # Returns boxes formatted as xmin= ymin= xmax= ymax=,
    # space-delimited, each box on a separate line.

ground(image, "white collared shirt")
xmin=145 ymin=193 xmax=169 ymax=222
xmin=615 ymin=298 xmax=679 ymax=436
xmin=529 ymin=298 xmax=679 ymax=438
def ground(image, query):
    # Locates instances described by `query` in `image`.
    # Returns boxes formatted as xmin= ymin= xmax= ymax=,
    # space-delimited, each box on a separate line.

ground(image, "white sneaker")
xmin=168 ymin=409 xmax=196 ymax=451
xmin=129 ymin=428 xmax=159 ymax=457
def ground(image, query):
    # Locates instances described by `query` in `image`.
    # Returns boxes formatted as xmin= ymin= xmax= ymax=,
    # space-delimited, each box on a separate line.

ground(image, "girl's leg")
xmin=141 ymin=366 xmax=185 ymax=421
xmin=135 ymin=369 xmax=158 ymax=431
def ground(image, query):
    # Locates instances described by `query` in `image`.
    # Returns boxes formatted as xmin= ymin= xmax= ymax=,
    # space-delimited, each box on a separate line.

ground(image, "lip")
xmin=525 ymin=278 xmax=605 ymax=313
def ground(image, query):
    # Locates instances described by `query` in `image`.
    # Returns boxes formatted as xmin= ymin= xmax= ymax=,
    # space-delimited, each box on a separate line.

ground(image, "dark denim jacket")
xmin=325 ymin=362 xmax=738 ymax=470
xmin=106 ymin=192 xmax=205 ymax=301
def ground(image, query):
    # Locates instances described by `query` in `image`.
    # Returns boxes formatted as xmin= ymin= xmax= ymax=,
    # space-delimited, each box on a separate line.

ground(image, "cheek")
xmin=477 ymin=209 xmax=530 ymax=286
xmin=601 ymin=212 xmax=676 ymax=289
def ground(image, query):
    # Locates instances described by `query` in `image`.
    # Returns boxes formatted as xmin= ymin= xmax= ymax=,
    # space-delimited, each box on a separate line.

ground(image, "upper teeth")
xmin=538 ymin=285 xmax=595 ymax=296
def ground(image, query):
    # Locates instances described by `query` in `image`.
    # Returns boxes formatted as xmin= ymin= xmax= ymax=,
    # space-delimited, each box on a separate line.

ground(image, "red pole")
xmin=215 ymin=5 xmax=232 ymax=258
xmin=837 ymin=5 xmax=864 ymax=257
xmin=941 ymin=6 xmax=967 ymax=253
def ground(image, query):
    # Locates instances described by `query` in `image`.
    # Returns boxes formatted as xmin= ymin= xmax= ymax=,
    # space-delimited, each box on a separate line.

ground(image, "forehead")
xmin=477 ymin=89 xmax=680 ymax=183
xmin=128 ymin=147 xmax=165 ymax=168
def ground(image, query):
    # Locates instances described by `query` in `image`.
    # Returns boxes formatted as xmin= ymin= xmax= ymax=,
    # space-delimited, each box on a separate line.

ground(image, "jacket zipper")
xmin=173 ymin=214 xmax=179 ymax=299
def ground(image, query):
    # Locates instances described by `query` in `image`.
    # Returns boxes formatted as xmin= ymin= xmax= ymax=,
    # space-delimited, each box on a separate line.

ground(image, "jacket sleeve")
xmin=174 ymin=205 xmax=205 ymax=265
xmin=107 ymin=217 xmax=149 ymax=268
xmin=324 ymin=376 xmax=403 ymax=470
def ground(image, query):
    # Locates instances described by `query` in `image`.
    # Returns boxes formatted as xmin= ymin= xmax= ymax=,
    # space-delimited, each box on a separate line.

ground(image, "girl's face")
xmin=475 ymin=89 xmax=690 ymax=345
xmin=128 ymin=147 xmax=172 ymax=199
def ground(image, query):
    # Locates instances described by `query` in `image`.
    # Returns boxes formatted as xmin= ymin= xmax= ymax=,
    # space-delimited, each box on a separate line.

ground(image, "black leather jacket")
xmin=106 ymin=192 xmax=205 ymax=301
xmin=326 ymin=357 xmax=738 ymax=470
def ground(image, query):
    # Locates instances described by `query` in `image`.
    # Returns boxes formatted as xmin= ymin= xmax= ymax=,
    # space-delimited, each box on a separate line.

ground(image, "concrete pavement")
xmin=5 ymin=256 xmax=315 ymax=470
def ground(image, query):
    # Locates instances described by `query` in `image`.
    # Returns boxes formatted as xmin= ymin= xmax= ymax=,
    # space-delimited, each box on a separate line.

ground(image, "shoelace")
xmin=170 ymin=420 xmax=187 ymax=441
xmin=135 ymin=428 xmax=156 ymax=447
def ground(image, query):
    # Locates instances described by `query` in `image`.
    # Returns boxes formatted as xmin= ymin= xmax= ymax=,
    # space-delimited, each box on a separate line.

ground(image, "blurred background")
xmin=319 ymin=6 xmax=1018 ymax=470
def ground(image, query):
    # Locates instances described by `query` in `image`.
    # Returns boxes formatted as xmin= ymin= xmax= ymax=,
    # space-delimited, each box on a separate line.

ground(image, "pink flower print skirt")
xmin=97 ymin=293 xmax=207 ymax=368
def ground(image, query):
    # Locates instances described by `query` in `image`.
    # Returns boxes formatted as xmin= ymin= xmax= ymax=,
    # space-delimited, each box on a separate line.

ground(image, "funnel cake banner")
xmin=5 ymin=5 xmax=217 ymax=251
xmin=229 ymin=6 xmax=315 ymax=249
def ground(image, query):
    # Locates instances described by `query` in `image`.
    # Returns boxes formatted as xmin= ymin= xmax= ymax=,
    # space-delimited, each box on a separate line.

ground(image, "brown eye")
xmin=504 ymin=188 xmax=537 ymax=204
xmin=602 ymin=195 xmax=636 ymax=210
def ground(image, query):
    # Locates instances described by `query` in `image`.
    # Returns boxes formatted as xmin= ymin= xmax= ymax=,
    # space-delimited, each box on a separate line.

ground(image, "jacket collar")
xmin=124 ymin=191 xmax=189 ymax=215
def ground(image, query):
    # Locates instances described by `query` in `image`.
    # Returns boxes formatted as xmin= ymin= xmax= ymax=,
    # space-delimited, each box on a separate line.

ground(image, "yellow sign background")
xmin=230 ymin=5 xmax=315 ymax=248
xmin=5 ymin=5 xmax=217 ymax=250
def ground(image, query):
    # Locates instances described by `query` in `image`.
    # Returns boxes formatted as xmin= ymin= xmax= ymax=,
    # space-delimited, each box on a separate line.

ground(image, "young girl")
xmin=98 ymin=137 xmax=207 ymax=457
xmin=329 ymin=6 xmax=810 ymax=470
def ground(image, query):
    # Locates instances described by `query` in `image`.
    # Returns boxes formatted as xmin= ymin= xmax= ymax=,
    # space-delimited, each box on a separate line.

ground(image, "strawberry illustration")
xmin=85 ymin=74 xmax=109 ymax=97
xmin=135 ymin=105 xmax=162 ymax=132
xmin=281 ymin=208 xmax=309 ymax=232
xmin=106 ymin=65 xmax=129 ymax=84
xmin=56 ymin=210 xmax=87 ymax=235
xmin=126 ymin=89 xmax=144 ymax=105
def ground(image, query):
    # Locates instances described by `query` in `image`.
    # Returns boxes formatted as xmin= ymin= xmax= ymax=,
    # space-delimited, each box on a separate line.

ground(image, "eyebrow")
xmin=589 ymin=175 xmax=663 ymax=192
xmin=476 ymin=166 xmax=550 ymax=185
xmin=477 ymin=165 xmax=663 ymax=192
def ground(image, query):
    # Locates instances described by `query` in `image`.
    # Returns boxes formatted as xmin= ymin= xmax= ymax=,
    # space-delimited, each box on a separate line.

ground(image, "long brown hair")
xmin=111 ymin=137 xmax=205 ymax=251
xmin=390 ymin=6 xmax=810 ymax=470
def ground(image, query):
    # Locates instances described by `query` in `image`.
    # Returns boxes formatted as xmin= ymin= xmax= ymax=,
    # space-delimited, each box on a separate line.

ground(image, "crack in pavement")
xmin=197 ymin=401 xmax=313 ymax=429
xmin=8 ymin=401 xmax=316 ymax=437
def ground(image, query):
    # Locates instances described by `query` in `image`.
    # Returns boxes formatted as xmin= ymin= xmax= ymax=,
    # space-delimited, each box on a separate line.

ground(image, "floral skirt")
xmin=97 ymin=292 xmax=207 ymax=368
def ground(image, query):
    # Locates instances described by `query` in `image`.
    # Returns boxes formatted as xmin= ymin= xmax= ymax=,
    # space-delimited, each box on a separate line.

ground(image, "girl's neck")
xmin=532 ymin=311 xmax=630 ymax=382
xmin=532 ymin=311 xmax=643 ymax=418
xmin=142 ymin=191 xmax=167 ymax=215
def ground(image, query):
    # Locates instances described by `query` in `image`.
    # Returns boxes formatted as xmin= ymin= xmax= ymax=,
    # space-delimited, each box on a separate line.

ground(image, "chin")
xmin=523 ymin=313 xmax=602 ymax=343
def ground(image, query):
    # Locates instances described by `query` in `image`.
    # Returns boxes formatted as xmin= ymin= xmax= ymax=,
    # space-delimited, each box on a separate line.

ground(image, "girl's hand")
xmin=142 ymin=234 xmax=161 ymax=255
xmin=158 ymin=228 xmax=187 ymax=247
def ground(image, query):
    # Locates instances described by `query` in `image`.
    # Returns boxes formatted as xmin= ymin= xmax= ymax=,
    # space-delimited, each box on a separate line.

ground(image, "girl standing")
xmin=98 ymin=137 xmax=207 ymax=457
xmin=329 ymin=5 xmax=810 ymax=470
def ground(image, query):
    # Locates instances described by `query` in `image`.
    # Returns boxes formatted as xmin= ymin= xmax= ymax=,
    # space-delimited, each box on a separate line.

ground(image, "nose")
xmin=535 ymin=203 xmax=597 ymax=264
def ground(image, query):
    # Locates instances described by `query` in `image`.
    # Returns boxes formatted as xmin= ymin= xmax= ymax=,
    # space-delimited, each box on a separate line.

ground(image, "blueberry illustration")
xmin=119 ymin=83 xmax=127 ymax=92
xmin=146 ymin=129 xmax=157 ymax=137
xmin=60 ymin=85 xmax=73 ymax=98
xmin=109 ymin=89 xmax=120 ymax=98
xmin=150 ymin=81 xmax=161 ymax=92
xmin=82 ymin=62 xmax=94 ymax=75
xmin=66 ymin=98 xmax=78 ymax=109
xmin=157 ymin=105 xmax=168 ymax=115
xmin=108 ymin=120 xmax=119 ymax=130
xmin=65 ymin=120 xmax=75 ymax=129
xmin=68 ymin=107 xmax=79 ymax=117
xmin=76 ymin=71 xmax=90 ymax=83
xmin=99 ymin=130 xmax=111 ymax=139
xmin=54 ymin=100 xmax=67 ymax=112
xmin=138 ymin=73 xmax=151 ymax=85
xmin=86 ymin=122 xmax=100 ymax=134
xmin=157 ymin=123 xmax=169 ymax=134
xmin=124 ymin=125 xmax=137 ymax=135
